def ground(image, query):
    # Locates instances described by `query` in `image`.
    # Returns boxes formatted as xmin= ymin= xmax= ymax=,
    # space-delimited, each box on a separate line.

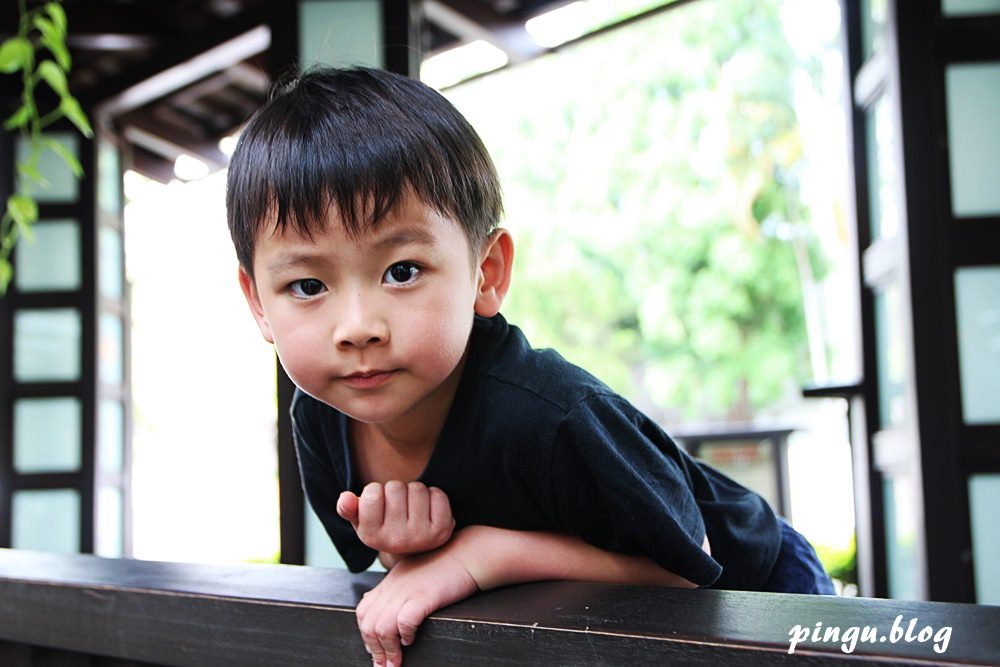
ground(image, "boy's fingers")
xmin=397 ymin=598 xmax=431 ymax=647
xmin=428 ymin=486 xmax=454 ymax=533
xmin=383 ymin=480 xmax=408 ymax=528
xmin=359 ymin=482 xmax=385 ymax=529
xmin=375 ymin=615 xmax=404 ymax=667
xmin=336 ymin=491 xmax=360 ymax=525
xmin=406 ymin=482 xmax=430 ymax=526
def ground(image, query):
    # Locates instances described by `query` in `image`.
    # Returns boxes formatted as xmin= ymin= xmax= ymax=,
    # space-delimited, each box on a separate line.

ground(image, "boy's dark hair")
xmin=226 ymin=66 xmax=503 ymax=274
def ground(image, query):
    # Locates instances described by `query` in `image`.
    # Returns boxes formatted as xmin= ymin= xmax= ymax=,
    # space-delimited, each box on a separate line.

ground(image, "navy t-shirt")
xmin=291 ymin=314 xmax=782 ymax=590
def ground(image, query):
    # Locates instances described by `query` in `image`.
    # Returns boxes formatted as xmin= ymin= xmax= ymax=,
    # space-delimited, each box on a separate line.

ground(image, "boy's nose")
xmin=334 ymin=296 xmax=389 ymax=349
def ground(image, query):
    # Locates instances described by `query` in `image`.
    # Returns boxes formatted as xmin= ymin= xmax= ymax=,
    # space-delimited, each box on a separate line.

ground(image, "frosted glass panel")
xmin=13 ymin=219 xmax=80 ymax=292
xmin=866 ymin=96 xmax=899 ymax=240
xmin=99 ymin=226 xmax=124 ymax=299
xmin=943 ymin=0 xmax=1000 ymax=15
xmin=946 ymin=62 xmax=1000 ymax=217
xmin=969 ymin=474 xmax=1000 ymax=604
xmin=884 ymin=475 xmax=920 ymax=599
xmin=99 ymin=313 xmax=124 ymax=384
xmin=17 ymin=133 xmax=79 ymax=203
xmin=875 ymin=285 xmax=907 ymax=427
xmin=954 ymin=267 xmax=1000 ymax=424
xmin=98 ymin=140 xmax=122 ymax=214
xmin=96 ymin=487 xmax=124 ymax=558
xmin=14 ymin=308 xmax=81 ymax=382
xmin=12 ymin=488 xmax=80 ymax=553
xmin=98 ymin=399 xmax=125 ymax=474
xmin=861 ymin=0 xmax=887 ymax=59
xmin=299 ymin=0 xmax=383 ymax=68
xmin=13 ymin=397 xmax=81 ymax=473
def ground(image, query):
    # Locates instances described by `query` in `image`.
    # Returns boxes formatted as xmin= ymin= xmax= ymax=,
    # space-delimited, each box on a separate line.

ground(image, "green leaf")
xmin=46 ymin=2 xmax=68 ymax=34
xmin=43 ymin=137 xmax=83 ymax=177
xmin=17 ymin=161 xmax=49 ymax=187
xmin=7 ymin=194 xmax=39 ymax=231
xmin=37 ymin=59 xmax=68 ymax=97
xmin=4 ymin=104 xmax=33 ymax=130
xmin=0 ymin=37 xmax=33 ymax=74
xmin=0 ymin=259 xmax=12 ymax=294
xmin=60 ymin=96 xmax=93 ymax=137
xmin=34 ymin=15 xmax=71 ymax=70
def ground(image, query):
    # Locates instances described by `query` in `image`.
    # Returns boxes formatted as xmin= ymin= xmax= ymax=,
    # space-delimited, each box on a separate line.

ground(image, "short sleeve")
xmin=545 ymin=394 xmax=723 ymax=587
xmin=291 ymin=391 xmax=376 ymax=573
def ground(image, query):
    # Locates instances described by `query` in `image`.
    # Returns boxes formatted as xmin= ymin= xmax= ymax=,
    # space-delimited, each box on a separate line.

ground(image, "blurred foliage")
xmin=0 ymin=0 xmax=92 ymax=293
xmin=447 ymin=0 xmax=838 ymax=424
xmin=815 ymin=536 xmax=858 ymax=586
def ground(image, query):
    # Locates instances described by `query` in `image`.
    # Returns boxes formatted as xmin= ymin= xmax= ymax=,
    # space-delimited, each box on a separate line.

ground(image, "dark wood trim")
xmin=894 ymin=0 xmax=977 ymax=602
xmin=841 ymin=0 xmax=887 ymax=599
xmin=950 ymin=218 xmax=1000 ymax=266
xmin=277 ymin=363 xmax=304 ymax=565
xmin=383 ymin=0 xmax=422 ymax=77
xmin=79 ymin=134 xmax=98 ymax=556
xmin=2 ymin=551 xmax=999 ymax=666
xmin=939 ymin=15 xmax=1000 ymax=62
xmin=8 ymin=472 xmax=85 ymax=490
xmin=0 ymin=111 xmax=15 ymax=548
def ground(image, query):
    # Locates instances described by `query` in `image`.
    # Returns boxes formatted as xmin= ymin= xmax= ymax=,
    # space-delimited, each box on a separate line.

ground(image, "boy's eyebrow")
xmin=372 ymin=227 xmax=436 ymax=252
xmin=265 ymin=252 xmax=325 ymax=274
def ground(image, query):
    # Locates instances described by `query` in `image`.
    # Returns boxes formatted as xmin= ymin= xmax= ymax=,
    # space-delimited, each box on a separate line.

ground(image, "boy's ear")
xmin=474 ymin=228 xmax=514 ymax=318
xmin=238 ymin=267 xmax=274 ymax=343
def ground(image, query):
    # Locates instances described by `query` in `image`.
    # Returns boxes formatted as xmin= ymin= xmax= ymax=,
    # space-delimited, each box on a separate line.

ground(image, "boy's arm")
xmin=357 ymin=525 xmax=705 ymax=667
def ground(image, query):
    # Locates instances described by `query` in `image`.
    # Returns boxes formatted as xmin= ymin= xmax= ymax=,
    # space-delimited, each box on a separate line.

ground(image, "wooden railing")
xmin=1 ymin=549 xmax=997 ymax=666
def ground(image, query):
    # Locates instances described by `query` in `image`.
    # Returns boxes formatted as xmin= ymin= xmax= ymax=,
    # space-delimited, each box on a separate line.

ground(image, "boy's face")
xmin=240 ymin=193 xmax=510 ymax=428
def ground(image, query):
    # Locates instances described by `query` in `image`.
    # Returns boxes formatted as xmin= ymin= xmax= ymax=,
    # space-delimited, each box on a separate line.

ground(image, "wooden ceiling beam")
xmin=118 ymin=109 xmax=228 ymax=170
xmin=85 ymin=9 xmax=269 ymax=117
xmin=422 ymin=0 xmax=544 ymax=63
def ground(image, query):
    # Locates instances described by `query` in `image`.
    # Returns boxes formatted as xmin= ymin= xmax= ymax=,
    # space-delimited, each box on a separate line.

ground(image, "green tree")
xmin=446 ymin=0 xmax=834 ymax=424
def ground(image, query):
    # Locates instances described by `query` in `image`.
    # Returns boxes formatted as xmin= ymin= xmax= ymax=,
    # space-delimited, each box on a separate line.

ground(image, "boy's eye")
xmin=288 ymin=278 xmax=326 ymax=298
xmin=383 ymin=262 xmax=420 ymax=286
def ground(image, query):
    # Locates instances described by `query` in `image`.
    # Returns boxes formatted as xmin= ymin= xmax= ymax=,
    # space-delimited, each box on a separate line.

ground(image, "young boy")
xmin=228 ymin=66 xmax=833 ymax=667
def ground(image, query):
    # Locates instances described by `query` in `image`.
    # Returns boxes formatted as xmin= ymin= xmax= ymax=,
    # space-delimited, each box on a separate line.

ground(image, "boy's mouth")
xmin=340 ymin=369 xmax=395 ymax=389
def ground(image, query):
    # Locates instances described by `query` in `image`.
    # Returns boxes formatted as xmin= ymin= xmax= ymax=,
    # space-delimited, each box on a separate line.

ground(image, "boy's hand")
xmin=337 ymin=481 xmax=455 ymax=557
xmin=355 ymin=533 xmax=480 ymax=667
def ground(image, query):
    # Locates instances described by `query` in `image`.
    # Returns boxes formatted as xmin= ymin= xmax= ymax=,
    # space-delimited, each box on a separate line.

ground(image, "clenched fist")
xmin=337 ymin=481 xmax=455 ymax=559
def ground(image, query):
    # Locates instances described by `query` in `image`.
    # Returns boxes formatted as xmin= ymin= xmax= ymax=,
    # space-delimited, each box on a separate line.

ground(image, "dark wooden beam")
xmin=85 ymin=10 xmax=270 ymax=116
xmin=423 ymin=0 xmax=544 ymax=63
xmin=117 ymin=109 xmax=227 ymax=169
xmin=1 ymin=550 xmax=998 ymax=666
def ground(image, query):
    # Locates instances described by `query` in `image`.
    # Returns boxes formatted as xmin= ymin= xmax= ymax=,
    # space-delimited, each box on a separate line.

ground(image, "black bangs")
xmin=226 ymin=67 xmax=503 ymax=274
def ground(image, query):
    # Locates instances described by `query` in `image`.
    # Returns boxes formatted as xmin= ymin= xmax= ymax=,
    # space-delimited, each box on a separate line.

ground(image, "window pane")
xmin=99 ymin=312 xmax=124 ymax=384
xmin=99 ymin=226 xmax=125 ymax=299
xmin=942 ymin=0 xmax=1000 ymax=15
xmin=13 ymin=397 xmax=81 ymax=473
xmin=98 ymin=139 xmax=122 ymax=215
xmin=866 ymin=96 xmax=899 ymax=240
xmin=98 ymin=399 xmax=125 ymax=474
xmin=954 ymin=267 xmax=1000 ymax=424
xmin=861 ymin=0 xmax=887 ymax=60
xmin=299 ymin=0 xmax=383 ymax=68
xmin=874 ymin=285 xmax=907 ymax=427
xmin=696 ymin=440 xmax=779 ymax=511
xmin=14 ymin=308 xmax=81 ymax=382
xmin=17 ymin=133 xmax=79 ymax=203
xmin=96 ymin=487 xmax=124 ymax=558
xmin=13 ymin=219 xmax=80 ymax=292
xmin=969 ymin=474 xmax=1000 ymax=604
xmin=946 ymin=62 xmax=1000 ymax=217
xmin=12 ymin=488 xmax=80 ymax=553
xmin=883 ymin=475 xmax=920 ymax=599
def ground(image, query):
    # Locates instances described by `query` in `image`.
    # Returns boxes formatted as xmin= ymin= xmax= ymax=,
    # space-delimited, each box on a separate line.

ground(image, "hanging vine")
xmin=0 ymin=0 xmax=92 ymax=292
